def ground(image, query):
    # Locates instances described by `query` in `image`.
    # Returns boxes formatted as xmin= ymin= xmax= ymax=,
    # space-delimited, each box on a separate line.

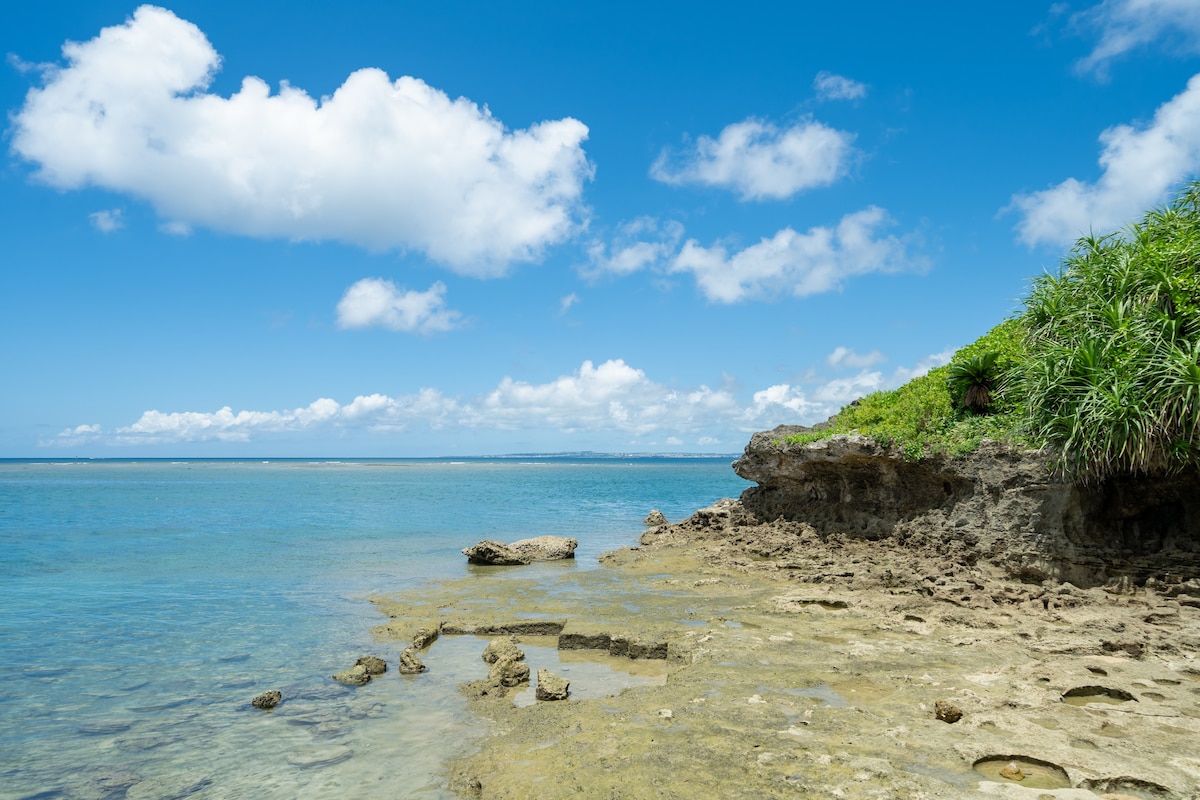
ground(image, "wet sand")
xmin=371 ymin=512 xmax=1200 ymax=799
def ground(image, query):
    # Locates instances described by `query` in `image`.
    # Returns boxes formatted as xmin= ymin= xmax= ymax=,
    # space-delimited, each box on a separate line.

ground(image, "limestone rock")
xmin=731 ymin=425 xmax=1200 ymax=588
xmin=535 ymin=669 xmax=570 ymax=701
xmin=644 ymin=509 xmax=668 ymax=526
xmin=355 ymin=655 xmax=387 ymax=675
xmin=332 ymin=665 xmax=371 ymax=686
xmin=412 ymin=626 xmax=439 ymax=649
xmin=934 ymin=699 xmax=962 ymax=723
xmin=489 ymin=657 xmax=530 ymax=687
xmin=462 ymin=540 xmax=531 ymax=565
xmin=482 ymin=636 xmax=525 ymax=664
xmin=251 ymin=690 xmax=281 ymax=709
xmin=398 ymin=647 xmax=427 ymax=675
xmin=508 ymin=535 xmax=578 ymax=561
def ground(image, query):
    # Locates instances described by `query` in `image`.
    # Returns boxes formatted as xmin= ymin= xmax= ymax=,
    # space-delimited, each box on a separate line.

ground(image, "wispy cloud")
xmin=558 ymin=292 xmax=579 ymax=314
xmin=11 ymin=5 xmax=592 ymax=277
xmin=88 ymin=209 xmax=123 ymax=233
xmin=651 ymin=116 xmax=856 ymax=201
xmin=813 ymin=71 xmax=867 ymax=102
xmin=826 ymin=346 xmax=885 ymax=369
xmin=1009 ymin=74 xmax=1200 ymax=247
xmin=1073 ymin=0 xmax=1200 ymax=78
xmin=336 ymin=278 xmax=462 ymax=334
xmin=583 ymin=217 xmax=684 ymax=277
xmin=670 ymin=207 xmax=925 ymax=303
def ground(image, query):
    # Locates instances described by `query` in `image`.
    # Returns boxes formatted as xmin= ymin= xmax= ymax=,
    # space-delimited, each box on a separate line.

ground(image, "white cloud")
xmin=11 ymin=5 xmax=592 ymax=276
xmin=336 ymin=278 xmax=461 ymax=334
xmin=584 ymin=217 xmax=683 ymax=277
xmin=650 ymin=117 xmax=855 ymax=201
xmin=1010 ymin=74 xmax=1200 ymax=247
xmin=1074 ymin=0 xmax=1200 ymax=78
xmin=826 ymin=346 xmax=885 ymax=369
xmin=89 ymin=208 xmax=123 ymax=232
xmin=813 ymin=71 xmax=867 ymax=102
xmin=559 ymin=292 xmax=579 ymax=314
xmin=670 ymin=206 xmax=923 ymax=303
xmin=48 ymin=350 xmax=953 ymax=448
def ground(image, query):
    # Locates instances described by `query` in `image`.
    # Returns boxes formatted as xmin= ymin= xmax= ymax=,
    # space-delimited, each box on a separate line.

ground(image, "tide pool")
xmin=0 ymin=458 xmax=748 ymax=799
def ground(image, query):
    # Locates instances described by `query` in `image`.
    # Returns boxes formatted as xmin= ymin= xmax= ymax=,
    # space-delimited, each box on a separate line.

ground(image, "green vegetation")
xmin=785 ymin=182 xmax=1200 ymax=481
xmin=1023 ymin=183 xmax=1200 ymax=482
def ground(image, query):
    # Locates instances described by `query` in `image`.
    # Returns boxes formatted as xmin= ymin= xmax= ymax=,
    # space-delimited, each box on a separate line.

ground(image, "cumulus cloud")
xmin=336 ymin=278 xmax=461 ymax=333
xmin=813 ymin=71 xmax=867 ymax=102
xmin=670 ymin=206 xmax=923 ymax=303
xmin=583 ymin=217 xmax=684 ymax=277
xmin=1073 ymin=0 xmax=1200 ymax=78
xmin=49 ymin=352 xmax=952 ymax=447
xmin=89 ymin=208 xmax=123 ymax=232
xmin=826 ymin=346 xmax=885 ymax=369
xmin=11 ymin=5 xmax=592 ymax=276
xmin=1010 ymin=74 xmax=1200 ymax=247
xmin=650 ymin=117 xmax=856 ymax=201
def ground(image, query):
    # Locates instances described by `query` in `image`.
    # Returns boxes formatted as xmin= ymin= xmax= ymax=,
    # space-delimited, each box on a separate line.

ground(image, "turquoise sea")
xmin=0 ymin=457 xmax=749 ymax=799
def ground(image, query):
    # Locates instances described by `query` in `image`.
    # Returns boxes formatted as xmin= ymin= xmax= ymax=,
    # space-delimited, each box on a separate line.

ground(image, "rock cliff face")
xmin=732 ymin=425 xmax=1200 ymax=587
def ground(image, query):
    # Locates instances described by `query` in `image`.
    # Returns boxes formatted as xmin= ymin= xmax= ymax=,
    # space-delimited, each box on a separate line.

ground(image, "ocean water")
xmin=0 ymin=458 xmax=748 ymax=799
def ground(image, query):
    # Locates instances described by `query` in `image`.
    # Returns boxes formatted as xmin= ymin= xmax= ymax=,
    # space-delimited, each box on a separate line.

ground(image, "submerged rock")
xmin=251 ymin=690 xmax=282 ymax=710
xmin=535 ymin=669 xmax=570 ymax=701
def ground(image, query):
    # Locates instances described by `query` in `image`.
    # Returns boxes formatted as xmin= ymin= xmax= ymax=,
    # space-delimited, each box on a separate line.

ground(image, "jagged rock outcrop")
xmin=731 ymin=425 xmax=1200 ymax=587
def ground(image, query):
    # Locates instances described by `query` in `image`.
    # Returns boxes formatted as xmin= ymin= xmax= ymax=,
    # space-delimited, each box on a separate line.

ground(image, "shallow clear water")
xmin=0 ymin=457 xmax=747 ymax=799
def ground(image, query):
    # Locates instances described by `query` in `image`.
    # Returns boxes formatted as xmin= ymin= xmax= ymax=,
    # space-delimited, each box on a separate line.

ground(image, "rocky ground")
xmin=371 ymin=499 xmax=1200 ymax=800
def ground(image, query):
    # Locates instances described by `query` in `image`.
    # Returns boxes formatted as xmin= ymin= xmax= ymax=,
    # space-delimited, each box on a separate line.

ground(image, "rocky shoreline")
xmin=370 ymin=430 xmax=1200 ymax=799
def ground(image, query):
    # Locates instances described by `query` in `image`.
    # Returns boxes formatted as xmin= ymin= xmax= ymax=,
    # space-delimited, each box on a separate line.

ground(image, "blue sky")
xmin=4 ymin=0 xmax=1200 ymax=457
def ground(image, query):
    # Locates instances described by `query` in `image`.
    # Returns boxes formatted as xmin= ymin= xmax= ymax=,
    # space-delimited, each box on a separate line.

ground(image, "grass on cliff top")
xmin=784 ymin=319 xmax=1030 ymax=461
xmin=786 ymin=182 xmax=1200 ymax=477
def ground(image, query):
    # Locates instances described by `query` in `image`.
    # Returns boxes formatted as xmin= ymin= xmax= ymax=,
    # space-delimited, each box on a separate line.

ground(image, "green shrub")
xmin=1019 ymin=182 xmax=1200 ymax=482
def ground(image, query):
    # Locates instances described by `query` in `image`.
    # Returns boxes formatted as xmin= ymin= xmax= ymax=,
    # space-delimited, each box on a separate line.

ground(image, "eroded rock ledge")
xmin=730 ymin=426 xmax=1200 ymax=587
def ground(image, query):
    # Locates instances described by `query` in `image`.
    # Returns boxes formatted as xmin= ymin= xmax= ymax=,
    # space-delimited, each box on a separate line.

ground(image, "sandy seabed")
xmin=372 ymin=510 xmax=1200 ymax=800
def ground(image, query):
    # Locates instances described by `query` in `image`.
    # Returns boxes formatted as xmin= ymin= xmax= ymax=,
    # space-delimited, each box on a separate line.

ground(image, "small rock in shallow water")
xmin=489 ymin=657 xmax=530 ymax=687
xmin=398 ymin=647 xmax=427 ymax=675
xmin=332 ymin=665 xmax=371 ymax=686
xmin=999 ymin=761 xmax=1025 ymax=781
xmin=536 ymin=669 xmax=570 ymax=701
xmin=934 ymin=699 xmax=962 ymax=723
xmin=355 ymin=655 xmax=387 ymax=675
xmin=251 ymin=690 xmax=282 ymax=709
xmin=482 ymin=636 xmax=525 ymax=665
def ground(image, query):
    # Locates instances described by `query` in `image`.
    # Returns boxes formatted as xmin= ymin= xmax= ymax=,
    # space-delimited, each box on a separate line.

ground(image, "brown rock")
xmin=251 ymin=691 xmax=281 ymax=709
xmin=355 ymin=655 xmax=387 ymax=675
xmin=934 ymin=699 xmax=962 ymax=723
xmin=535 ymin=669 xmax=570 ymax=701
xmin=332 ymin=665 xmax=371 ymax=685
xmin=397 ymin=647 xmax=427 ymax=675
